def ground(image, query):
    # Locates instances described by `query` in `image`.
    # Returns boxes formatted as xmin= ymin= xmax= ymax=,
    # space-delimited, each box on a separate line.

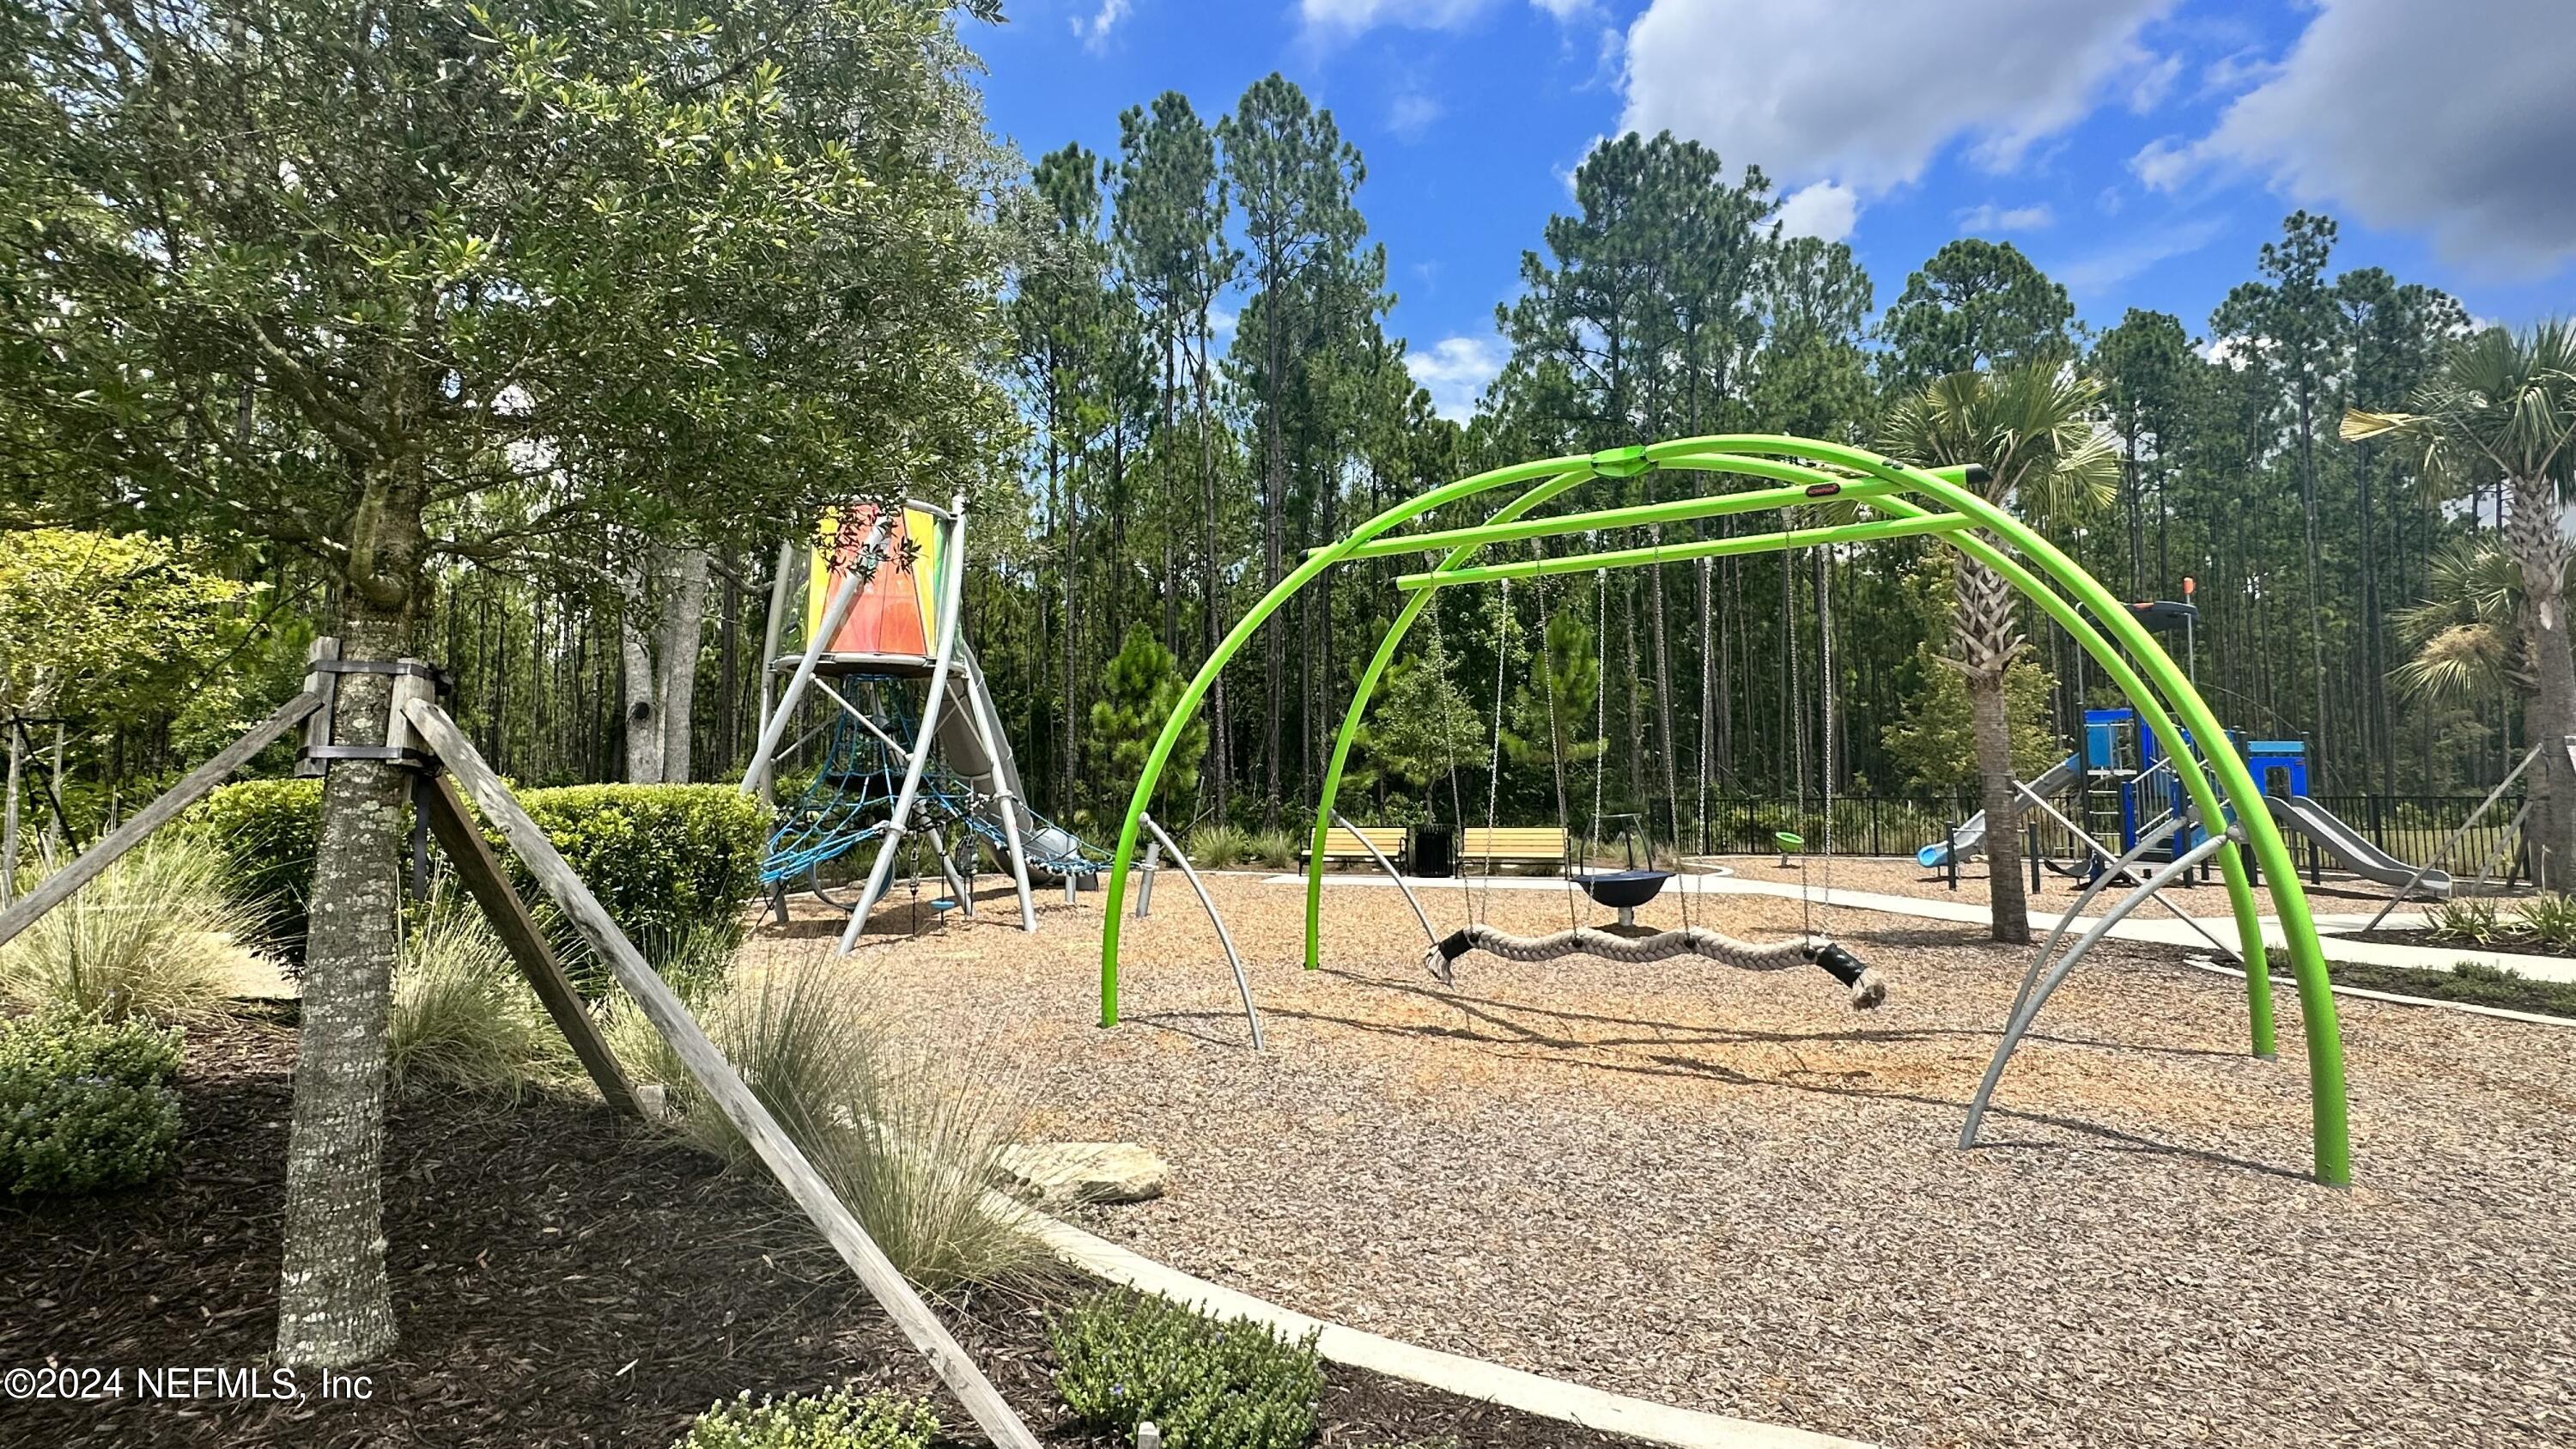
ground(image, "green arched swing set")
xmin=1097 ymin=435 xmax=2353 ymax=1187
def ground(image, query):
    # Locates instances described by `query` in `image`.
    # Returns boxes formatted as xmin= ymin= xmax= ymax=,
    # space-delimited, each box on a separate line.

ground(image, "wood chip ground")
xmin=766 ymin=868 xmax=2576 ymax=1449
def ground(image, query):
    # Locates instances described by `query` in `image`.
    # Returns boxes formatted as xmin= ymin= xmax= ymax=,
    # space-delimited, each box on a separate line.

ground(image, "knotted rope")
xmin=1422 ymin=925 xmax=1886 ymax=1010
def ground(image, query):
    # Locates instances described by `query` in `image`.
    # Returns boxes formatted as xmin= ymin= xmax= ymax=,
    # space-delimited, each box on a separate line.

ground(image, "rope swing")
xmin=1418 ymin=484 xmax=1886 ymax=1013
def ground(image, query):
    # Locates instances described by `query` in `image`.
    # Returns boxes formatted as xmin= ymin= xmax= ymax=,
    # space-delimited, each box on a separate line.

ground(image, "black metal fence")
xmin=1657 ymin=790 xmax=2521 ymax=880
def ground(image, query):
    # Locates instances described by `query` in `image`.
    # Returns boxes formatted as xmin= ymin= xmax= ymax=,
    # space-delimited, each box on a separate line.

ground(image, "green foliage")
xmin=1183 ymin=824 xmax=1251 ymax=869
xmin=0 ymin=837 xmax=254 ymax=1024
xmin=180 ymin=778 xmax=325 ymax=953
xmin=673 ymin=1389 xmax=939 ymax=1449
xmin=1361 ymin=634 xmax=1488 ymax=795
xmin=2423 ymin=898 xmax=2506 ymax=946
xmin=185 ymin=779 xmax=766 ymax=965
xmin=1502 ymin=608 xmax=1605 ymax=779
xmin=1091 ymin=625 xmax=1206 ymax=808
xmin=1877 ymin=239 xmax=2075 ymax=393
xmin=0 ymin=1010 xmax=185 ymax=1197
xmin=1880 ymin=652 xmax=2060 ymax=793
xmin=387 ymin=891 xmax=574 ymax=1097
xmin=1050 ymin=1289 xmax=1323 ymax=1449
xmin=517 ymin=787 xmax=769 ymax=939
xmin=615 ymin=953 xmax=1044 ymax=1291
xmin=0 ymin=529 xmax=254 ymax=729
xmin=1241 ymin=828 xmax=1301 ymax=869
xmin=2513 ymin=893 xmax=2576 ymax=950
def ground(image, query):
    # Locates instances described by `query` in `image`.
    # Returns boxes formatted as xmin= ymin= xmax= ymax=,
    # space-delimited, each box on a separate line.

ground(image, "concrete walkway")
xmin=1281 ymin=871 xmax=2576 ymax=984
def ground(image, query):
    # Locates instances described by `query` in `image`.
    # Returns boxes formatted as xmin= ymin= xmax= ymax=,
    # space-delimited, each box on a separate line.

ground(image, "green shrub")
xmin=186 ymin=778 xmax=769 ymax=970
xmin=1051 ymin=1289 xmax=1323 ymax=1449
xmin=519 ymin=785 xmax=769 ymax=939
xmin=1242 ymin=829 xmax=1301 ymax=870
xmin=612 ymin=951 xmax=1045 ymax=1291
xmin=2424 ymin=897 xmax=2506 ymax=945
xmin=180 ymin=776 xmax=324 ymax=953
xmin=0 ymin=1011 xmax=185 ymax=1196
xmin=1183 ymin=824 xmax=1250 ymax=870
xmin=387 ymin=890 xmax=574 ymax=1096
xmin=2512 ymin=892 xmax=2576 ymax=949
xmin=0 ymin=837 xmax=256 ymax=1023
xmin=673 ymin=1388 xmax=938 ymax=1449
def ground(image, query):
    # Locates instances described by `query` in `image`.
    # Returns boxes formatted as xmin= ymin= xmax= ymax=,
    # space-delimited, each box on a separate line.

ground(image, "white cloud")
xmin=1617 ymin=0 xmax=2174 ymax=192
xmin=1407 ymin=336 xmax=1502 ymax=422
xmin=2184 ymin=0 xmax=2576 ymax=272
xmin=1388 ymin=91 xmax=1444 ymax=142
xmin=2057 ymin=216 xmax=2225 ymax=294
xmin=2129 ymin=137 xmax=2196 ymax=192
xmin=1209 ymin=305 xmax=1239 ymax=347
xmin=1530 ymin=0 xmax=1595 ymax=16
xmin=1070 ymin=0 xmax=1130 ymax=52
xmin=1300 ymin=0 xmax=1490 ymax=34
xmin=1956 ymin=202 xmax=2055 ymax=233
xmin=1775 ymin=180 xmax=1858 ymax=242
xmin=2128 ymin=52 xmax=2183 ymax=113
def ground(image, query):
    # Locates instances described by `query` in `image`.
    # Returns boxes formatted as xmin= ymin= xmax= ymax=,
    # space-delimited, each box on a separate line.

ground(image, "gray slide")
xmin=933 ymin=642 xmax=1091 ymax=870
xmin=2265 ymin=794 xmax=2452 ymax=898
xmin=1917 ymin=756 xmax=2081 ymax=868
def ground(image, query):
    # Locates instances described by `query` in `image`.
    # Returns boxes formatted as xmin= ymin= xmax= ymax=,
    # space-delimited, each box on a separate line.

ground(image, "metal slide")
xmin=1917 ymin=756 xmax=2081 ymax=868
xmin=933 ymin=642 xmax=1099 ymax=874
xmin=2266 ymin=794 xmax=2453 ymax=898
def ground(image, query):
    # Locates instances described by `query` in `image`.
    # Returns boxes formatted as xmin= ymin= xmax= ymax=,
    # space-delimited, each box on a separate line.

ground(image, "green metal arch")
xmin=1099 ymin=436 xmax=2351 ymax=1185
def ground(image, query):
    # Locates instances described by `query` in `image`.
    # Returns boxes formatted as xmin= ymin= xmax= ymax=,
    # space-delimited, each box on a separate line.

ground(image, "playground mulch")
xmin=810 ymin=874 xmax=2576 ymax=1449
xmin=0 ymin=1002 xmax=1642 ymax=1449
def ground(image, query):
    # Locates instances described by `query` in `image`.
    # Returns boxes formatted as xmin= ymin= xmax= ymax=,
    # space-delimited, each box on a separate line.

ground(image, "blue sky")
xmin=968 ymin=0 xmax=2575 ymax=418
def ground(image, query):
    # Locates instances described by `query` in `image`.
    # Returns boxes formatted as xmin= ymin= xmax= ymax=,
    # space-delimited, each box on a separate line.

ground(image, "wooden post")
xmin=418 ymin=773 xmax=641 ymax=1118
xmin=0 ymin=691 xmax=322 ymax=953
xmin=405 ymin=697 xmax=1041 ymax=1449
xmin=295 ymin=637 xmax=340 ymax=778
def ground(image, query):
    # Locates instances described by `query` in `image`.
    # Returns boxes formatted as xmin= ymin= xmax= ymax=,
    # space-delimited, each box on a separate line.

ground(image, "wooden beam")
xmin=0 ymin=691 xmax=321 ymax=953
xmin=405 ymin=697 xmax=1041 ymax=1449
xmin=419 ymin=773 xmax=641 ymax=1118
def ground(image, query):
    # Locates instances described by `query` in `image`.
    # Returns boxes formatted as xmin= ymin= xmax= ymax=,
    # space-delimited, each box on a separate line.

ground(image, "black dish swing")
xmin=1571 ymin=813 xmax=1673 ymax=913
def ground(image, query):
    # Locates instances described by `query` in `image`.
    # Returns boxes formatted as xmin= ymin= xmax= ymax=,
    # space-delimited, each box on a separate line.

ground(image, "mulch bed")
xmin=2336 ymin=926 xmax=2576 ymax=961
xmin=0 ymin=1005 xmax=1639 ymax=1449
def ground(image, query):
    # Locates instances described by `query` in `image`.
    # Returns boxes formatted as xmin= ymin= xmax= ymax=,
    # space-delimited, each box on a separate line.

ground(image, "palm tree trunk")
xmin=1953 ymin=554 xmax=2031 ymax=944
xmin=2510 ymin=470 xmax=2576 ymax=886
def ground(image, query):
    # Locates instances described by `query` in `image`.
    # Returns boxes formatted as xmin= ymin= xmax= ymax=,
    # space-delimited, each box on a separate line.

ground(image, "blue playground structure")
xmin=1919 ymin=708 xmax=2451 ymax=896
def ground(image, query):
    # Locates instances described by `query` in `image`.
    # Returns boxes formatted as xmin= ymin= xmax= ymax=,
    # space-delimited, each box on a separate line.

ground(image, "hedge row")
xmin=182 ymin=779 xmax=770 ymax=959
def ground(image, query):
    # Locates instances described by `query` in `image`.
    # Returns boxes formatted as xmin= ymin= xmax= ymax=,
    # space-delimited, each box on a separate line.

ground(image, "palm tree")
xmin=2391 ymin=539 xmax=2522 ymax=705
xmin=1881 ymin=365 xmax=2117 ymax=944
xmin=2346 ymin=322 xmax=2576 ymax=884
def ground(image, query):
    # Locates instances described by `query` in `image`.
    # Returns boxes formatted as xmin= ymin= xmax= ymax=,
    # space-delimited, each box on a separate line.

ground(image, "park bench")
xmin=1455 ymin=826 xmax=1571 ymax=874
xmin=1305 ymin=825 xmax=1409 ymax=869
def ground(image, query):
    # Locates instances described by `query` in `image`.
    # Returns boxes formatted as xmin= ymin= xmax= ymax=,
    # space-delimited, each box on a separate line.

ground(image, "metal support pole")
xmin=2361 ymin=740 xmax=2543 ymax=930
xmin=1963 ymin=829 xmax=2237 ymax=1149
xmin=1140 ymin=813 xmax=1262 ymax=1050
xmin=754 ymin=539 xmax=799 ymax=807
xmin=740 ymin=515 xmax=890 ymax=795
xmin=1329 ymin=808 xmax=1440 ymax=947
xmin=1136 ymin=840 xmax=1159 ymax=919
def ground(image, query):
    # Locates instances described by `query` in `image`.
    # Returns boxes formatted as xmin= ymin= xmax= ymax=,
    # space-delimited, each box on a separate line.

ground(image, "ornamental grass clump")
xmin=0 ymin=837 xmax=256 ymax=1024
xmin=1050 ymin=1288 xmax=1323 ymax=1449
xmin=2510 ymin=892 xmax=2576 ymax=950
xmin=0 ymin=1009 xmax=184 ymax=1196
xmin=611 ymin=949 xmax=1046 ymax=1292
xmin=2423 ymin=897 xmax=2506 ymax=945
xmin=1183 ymin=825 xmax=1250 ymax=869
xmin=1242 ymin=829 xmax=1301 ymax=871
xmin=672 ymin=1387 xmax=938 ymax=1449
xmin=386 ymin=890 xmax=574 ymax=1097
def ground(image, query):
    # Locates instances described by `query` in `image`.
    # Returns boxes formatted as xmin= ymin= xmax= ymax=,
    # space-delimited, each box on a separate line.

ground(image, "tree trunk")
xmin=3 ymin=721 xmax=20 ymax=905
xmin=275 ymin=471 xmax=428 ymax=1367
xmin=2510 ymin=469 xmax=2576 ymax=887
xmin=1953 ymin=553 xmax=2031 ymax=945
xmin=653 ymin=547 xmax=708 ymax=784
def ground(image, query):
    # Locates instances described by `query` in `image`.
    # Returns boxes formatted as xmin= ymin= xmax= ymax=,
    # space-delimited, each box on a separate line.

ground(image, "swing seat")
xmin=1574 ymin=868 xmax=1673 ymax=910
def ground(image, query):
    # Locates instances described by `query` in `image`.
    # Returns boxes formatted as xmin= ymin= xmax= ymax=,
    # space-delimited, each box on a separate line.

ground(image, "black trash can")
xmin=1410 ymin=823 xmax=1455 ymax=879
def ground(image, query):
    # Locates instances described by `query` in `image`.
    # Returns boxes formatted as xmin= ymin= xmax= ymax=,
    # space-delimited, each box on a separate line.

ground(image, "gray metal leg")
xmin=2006 ymin=811 xmax=2191 ymax=1030
xmin=1329 ymin=807 xmax=1438 ymax=947
xmin=1142 ymin=813 xmax=1263 ymax=1050
xmin=1962 ymin=830 xmax=2235 ymax=1149
xmin=1137 ymin=841 xmax=1160 ymax=919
